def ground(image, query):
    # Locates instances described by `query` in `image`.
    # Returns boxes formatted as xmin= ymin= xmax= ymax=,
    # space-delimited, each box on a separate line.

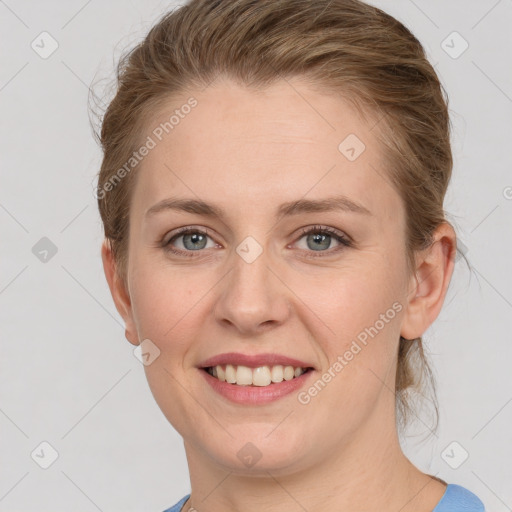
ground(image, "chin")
xmin=206 ymin=431 xmax=308 ymax=474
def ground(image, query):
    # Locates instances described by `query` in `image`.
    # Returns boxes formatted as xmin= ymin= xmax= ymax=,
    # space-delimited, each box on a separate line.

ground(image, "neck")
xmin=181 ymin=409 xmax=445 ymax=512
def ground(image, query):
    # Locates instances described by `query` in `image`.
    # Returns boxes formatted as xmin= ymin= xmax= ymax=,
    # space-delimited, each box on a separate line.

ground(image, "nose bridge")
xmin=234 ymin=235 xmax=271 ymax=292
xmin=214 ymin=234 xmax=290 ymax=332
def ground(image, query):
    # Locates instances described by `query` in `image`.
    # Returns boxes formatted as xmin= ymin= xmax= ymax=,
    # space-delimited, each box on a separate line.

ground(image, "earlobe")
xmin=400 ymin=223 xmax=457 ymax=341
xmin=100 ymin=240 xmax=139 ymax=346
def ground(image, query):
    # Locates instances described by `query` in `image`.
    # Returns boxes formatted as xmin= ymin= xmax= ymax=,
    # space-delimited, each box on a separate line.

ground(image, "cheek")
xmin=292 ymin=270 xmax=402 ymax=434
xmin=128 ymin=263 xmax=202 ymax=355
xmin=129 ymin=264 xmax=210 ymax=429
xmin=300 ymin=261 xmax=403 ymax=345
xmin=297 ymin=259 xmax=404 ymax=386
xmin=128 ymin=259 xmax=233 ymax=382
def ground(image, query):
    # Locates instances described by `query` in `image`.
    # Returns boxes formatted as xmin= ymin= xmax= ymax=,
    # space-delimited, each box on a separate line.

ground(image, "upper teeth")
xmin=207 ymin=364 xmax=307 ymax=386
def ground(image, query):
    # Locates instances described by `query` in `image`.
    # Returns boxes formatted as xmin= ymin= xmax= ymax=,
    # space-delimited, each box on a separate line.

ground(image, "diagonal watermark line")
xmin=398 ymin=472 xmax=440 ymax=512
xmin=265 ymin=410 xmax=294 ymax=438
xmin=0 ymin=62 xmax=29 ymax=92
xmin=367 ymin=161 xmax=395 ymax=191
xmin=163 ymin=267 xmax=234 ymax=337
xmin=199 ymin=70 xmax=222 ymax=92
xmin=161 ymin=366 xmax=234 ymax=438
xmin=194 ymin=471 xmax=233 ymax=508
xmin=473 ymin=266 xmax=512 ymax=310
xmin=61 ymin=0 xmax=93 ymax=29
xmin=61 ymin=60 xmax=90 ymax=89
xmin=471 ymin=0 xmax=503 ymax=30
xmin=265 ymin=471 xmax=309 ymax=511
xmin=0 ymin=203 xmax=29 ymax=232
xmin=0 ymin=265 xmax=28 ymax=295
xmin=163 ymin=163 xmax=198 ymax=195
xmin=264 ymin=164 xmax=337 ymax=237
xmin=0 ymin=472 xmax=29 ymax=503
xmin=368 ymin=367 xmax=439 ymax=439
xmin=407 ymin=0 xmax=439 ymax=29
xmin=61 ymin=369 xmax=132 ymax=439
xmin=61 ymin=470 xmax=104 ymax=511
xmin=60 ymin=204 xmax=89 ymax=233
xmin=60 ymin=264 xmax=124 ymax=328
xmin=281 ymin=75 xmax=337 ymax=131
xmin=472 ymin=60 xmax=512 ymax=104
xmin=368 ymin=103 xmax=391 ymax=134
xmin=0 ymin=408 xmax=29 ymax=438
xmin=265 ymin=265 xmax=336 ymax=335
xmin=0 ymin=0 xmax=29 ymax=28
xmin=163 ymin=162 xmax=233 ymax=237
xmin=470 ymin=204 xmax=499 ymax=233
xmin=471 ymin=394 xmax=512 ymax=439
xmin=471 ymin=470 xmax=510 ymax=510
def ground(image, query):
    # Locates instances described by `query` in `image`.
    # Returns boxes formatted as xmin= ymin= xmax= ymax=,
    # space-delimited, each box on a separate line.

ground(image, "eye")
xmin=162 ymin=225 xmax=352 ymax=258
xmin=293 ymin=225 xmax=352 ymax=258
xmin=163 ymin=227 xmax=218 ymax=257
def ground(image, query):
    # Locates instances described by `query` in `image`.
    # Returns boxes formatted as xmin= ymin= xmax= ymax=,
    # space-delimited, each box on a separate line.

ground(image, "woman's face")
xmin=111 ymin=78 xmax=418 ymax=473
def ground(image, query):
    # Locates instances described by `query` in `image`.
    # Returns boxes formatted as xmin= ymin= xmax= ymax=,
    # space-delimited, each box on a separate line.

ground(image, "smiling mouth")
xmin=203 ymin=364 xmax=314 ymax=387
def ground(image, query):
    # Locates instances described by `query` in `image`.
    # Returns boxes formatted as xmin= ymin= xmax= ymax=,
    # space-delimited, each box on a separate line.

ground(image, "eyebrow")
xmin=145 ymin=194 xmax=372 ymax=220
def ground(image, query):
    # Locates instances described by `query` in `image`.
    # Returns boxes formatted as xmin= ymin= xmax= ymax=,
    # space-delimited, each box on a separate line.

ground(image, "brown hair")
xmin=92 ymin=0 xmax=466 ymax=435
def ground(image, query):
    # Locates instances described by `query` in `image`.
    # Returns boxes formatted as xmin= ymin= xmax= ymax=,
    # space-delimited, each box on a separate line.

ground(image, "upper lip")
xmin=198 ymin=352 xmax=315 ymax=369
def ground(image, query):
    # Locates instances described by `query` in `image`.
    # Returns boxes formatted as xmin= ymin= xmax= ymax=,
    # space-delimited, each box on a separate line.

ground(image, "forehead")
xmin=132 ymin=78 xmax=399 ymax=220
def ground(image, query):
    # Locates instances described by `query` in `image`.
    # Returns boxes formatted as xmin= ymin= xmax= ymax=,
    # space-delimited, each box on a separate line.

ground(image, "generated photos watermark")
xmin=93 ymin=97 xmax=198 ymax=200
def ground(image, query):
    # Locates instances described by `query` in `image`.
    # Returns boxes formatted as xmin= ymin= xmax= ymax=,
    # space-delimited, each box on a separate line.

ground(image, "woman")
xmin=95 ymin=0 xmax=485 ymax=510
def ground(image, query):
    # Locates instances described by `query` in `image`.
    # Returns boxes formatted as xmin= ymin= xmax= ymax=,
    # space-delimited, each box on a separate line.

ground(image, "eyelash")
xmin=162 ymin=225 xmax=352 ymax=259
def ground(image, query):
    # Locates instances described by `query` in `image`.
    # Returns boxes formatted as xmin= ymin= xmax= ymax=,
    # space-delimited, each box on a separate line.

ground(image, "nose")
xmin=213 ymin=241 xmax=291 ymax=335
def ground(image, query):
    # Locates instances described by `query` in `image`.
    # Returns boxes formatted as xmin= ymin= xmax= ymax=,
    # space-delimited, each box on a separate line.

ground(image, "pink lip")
xmin=199 ymin=367 xmax=315 ymax=405
xmin=198 ymin=352 xmax=314 ymax=369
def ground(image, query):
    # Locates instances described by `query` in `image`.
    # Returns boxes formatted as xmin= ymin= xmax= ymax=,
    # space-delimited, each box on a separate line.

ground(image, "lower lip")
xmin=199 ymin=368 xmax=315 ymax=405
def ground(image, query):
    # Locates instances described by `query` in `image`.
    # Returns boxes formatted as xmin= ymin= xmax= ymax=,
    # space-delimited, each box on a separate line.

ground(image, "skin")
xmin=102 ymin=77 xmax=456 ymax=512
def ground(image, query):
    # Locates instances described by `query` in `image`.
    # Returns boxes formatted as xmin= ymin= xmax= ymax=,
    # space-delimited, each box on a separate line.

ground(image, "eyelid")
xmin=163 ymin=225 xmax=216 ymax=245
xmin=295 ymin=224 xmax=352 ymax=244
xmin=162 ymin=224 xmax=352 ymax=257
xmin=291 ymin=225 xmax=352 ymax=257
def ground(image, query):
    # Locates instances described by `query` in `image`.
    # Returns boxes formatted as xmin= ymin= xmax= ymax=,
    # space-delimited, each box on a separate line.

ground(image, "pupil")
xmin=184 ymin=232 xmax=206 ymax=250
xmin=308 ymin=233 xmax=330 ymax=251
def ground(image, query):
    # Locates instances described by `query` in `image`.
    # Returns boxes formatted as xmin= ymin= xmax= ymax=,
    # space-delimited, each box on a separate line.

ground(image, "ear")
xmin=101 ymin=239 xmax=139 ymax=346
xmin=400 ymin=222 xmax=457 ymax=341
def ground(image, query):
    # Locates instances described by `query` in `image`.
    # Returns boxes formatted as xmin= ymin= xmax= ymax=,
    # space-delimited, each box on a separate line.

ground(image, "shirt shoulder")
xmin=432 ymin=483 xmax=485 ymax=512
xmin=162 ymin=486 xmax=485 ymax=512
xmin=162 ymin=493 xmax=191 ymax=512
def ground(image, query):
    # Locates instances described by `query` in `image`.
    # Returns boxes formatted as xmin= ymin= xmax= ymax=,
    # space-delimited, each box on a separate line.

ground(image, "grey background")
xmin=1 ymin=0 xmax=511 ymax=510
